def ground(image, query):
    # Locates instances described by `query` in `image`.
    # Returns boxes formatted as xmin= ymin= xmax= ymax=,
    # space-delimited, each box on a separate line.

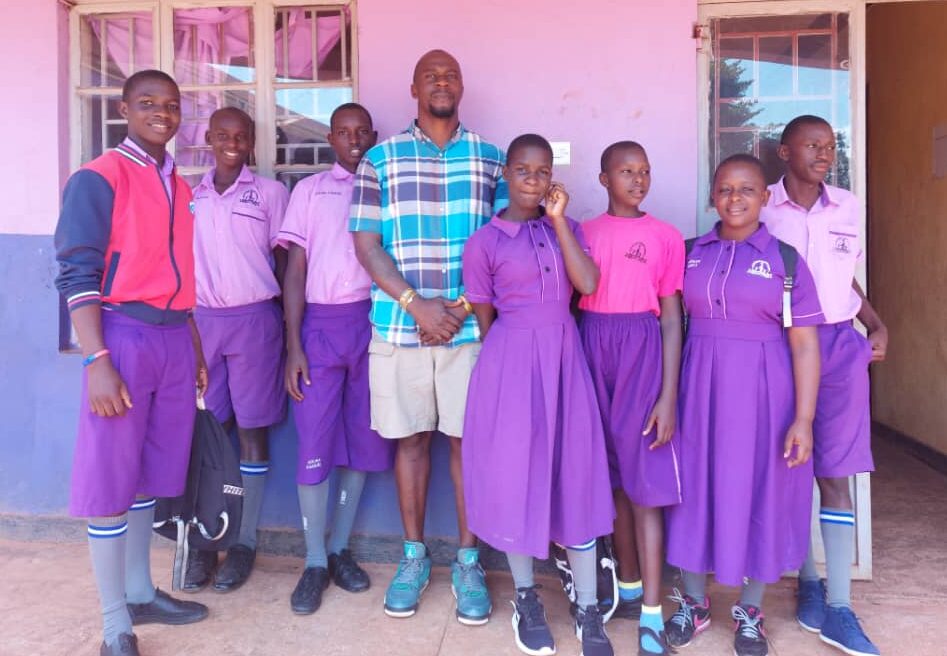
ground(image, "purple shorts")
xmin=813 ymin=322 xmax=874 ymax=478
xmin=580 ymin=311 xmax=682 ymax=508
xmin=292 ymin=301 xmax=394 ymax=485
xmin=70 ymin=312 xmax=197 ymax=517
xmin=194 ymin=300 xmax=286 ymax=428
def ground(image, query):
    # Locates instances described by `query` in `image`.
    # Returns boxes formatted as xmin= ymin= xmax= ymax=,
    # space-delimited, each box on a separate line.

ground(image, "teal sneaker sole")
xmin=383 ymin=578 xmax=430 ymax=618
xmin=451 ymin=585 xmax=491 ymax=625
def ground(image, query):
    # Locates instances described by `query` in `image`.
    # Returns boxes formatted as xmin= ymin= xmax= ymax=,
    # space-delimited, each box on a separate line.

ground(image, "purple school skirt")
xmin=194 ymin=300 xmax=286 ymax=428
xmin=292 ymin=300 xmax=394 ymax=486
xmin=665 ymin=318 xmax=814 ymax=585
xmin=580 ymin=311 xmax=682 ymax=508
xmin=70 ymin=311 xmax=196 ymax=517
xmin=462 ymin=303 xmax=615 ymax=558
xmin=813 ymin=322 xmax=874 ymax=478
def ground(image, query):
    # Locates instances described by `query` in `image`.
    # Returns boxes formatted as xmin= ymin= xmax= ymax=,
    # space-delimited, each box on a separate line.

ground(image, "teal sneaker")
xmin=451 ymin=547 xmax=492 ymax=625
xmin=384 ymin=541 xmax=431 ymax=618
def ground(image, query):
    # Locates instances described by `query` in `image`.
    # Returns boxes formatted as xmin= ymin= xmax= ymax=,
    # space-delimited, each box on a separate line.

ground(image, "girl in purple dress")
xmin=462 ymin=134 xmax=615 ymax=656
xmin=663 ymin=154 xmax=823 ymax=656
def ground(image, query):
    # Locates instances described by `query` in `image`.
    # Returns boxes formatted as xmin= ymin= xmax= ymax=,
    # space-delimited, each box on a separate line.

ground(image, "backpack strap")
xmin=776 ymin=239 xmax=798 ymax=328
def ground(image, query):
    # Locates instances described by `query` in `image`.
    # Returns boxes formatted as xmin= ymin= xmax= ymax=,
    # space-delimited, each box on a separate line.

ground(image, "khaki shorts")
xmin=367 ymin=334 xmax=480 ymax=439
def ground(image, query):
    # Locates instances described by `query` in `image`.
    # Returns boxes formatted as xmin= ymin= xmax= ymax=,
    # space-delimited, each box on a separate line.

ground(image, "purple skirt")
xmin=463 ymin=303 xmax=615 ymax=558
xmin=580 ymin=311 xmax=682 ymax=508
xmin=813 ymin=322 xmax=874 ymax=478
xmin=665 ymin=318 xmax=814 ymax=585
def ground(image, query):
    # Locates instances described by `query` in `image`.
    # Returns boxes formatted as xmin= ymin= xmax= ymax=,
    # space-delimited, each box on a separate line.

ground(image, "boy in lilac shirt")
xmin=280 ymin=103 xmax=394 ymax=614
xmin=186 ymin=107 xmax=290 ymax=593
xmin=762 ymin=115 xmax=887 ymax=656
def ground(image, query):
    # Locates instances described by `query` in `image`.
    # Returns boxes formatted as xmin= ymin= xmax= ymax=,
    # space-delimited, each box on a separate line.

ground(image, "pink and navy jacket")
xmin=55 ymin=141 xmax=196 ymax=325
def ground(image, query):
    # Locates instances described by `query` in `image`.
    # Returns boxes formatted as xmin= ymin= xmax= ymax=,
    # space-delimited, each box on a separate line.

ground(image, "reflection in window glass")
xmin=710 ymin=13 xmax=851 ymax=190
xmin=80 ymin=12 xmax=154 ymax=88
xmin=173 ymin=8 xmax=255 ymax=85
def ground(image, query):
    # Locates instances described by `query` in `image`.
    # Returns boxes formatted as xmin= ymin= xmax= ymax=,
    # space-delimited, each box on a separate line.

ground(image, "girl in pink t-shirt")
xmin=578 ymin=141 xmax=684 ymax=656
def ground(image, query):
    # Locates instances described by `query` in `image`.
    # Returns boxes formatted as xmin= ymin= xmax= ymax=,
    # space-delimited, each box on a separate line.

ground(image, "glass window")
xmin=709 ymin=13 xmax=851 ymax=190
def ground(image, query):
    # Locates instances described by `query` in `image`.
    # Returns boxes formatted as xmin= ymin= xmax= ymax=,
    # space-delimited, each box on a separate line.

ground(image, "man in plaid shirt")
xmin=350 ymin=49 xmax=506 ymax=625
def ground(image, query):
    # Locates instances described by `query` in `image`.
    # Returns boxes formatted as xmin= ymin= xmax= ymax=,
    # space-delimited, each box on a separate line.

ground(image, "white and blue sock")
xmin=821 ymin=507 xmax=855 ymax=608
xmin=238 ymin=461 xmax=268 ymax=550
xmin=640 ymin=603 xmax=665 ymax=653
xmin=88 ymin=515 xmax=132 ymax=646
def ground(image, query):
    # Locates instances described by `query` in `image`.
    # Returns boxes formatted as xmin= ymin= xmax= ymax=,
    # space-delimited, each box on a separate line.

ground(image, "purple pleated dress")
xmin=665 ymin=224 xmax=824 ymax=585
xmin=461 ymin=213 xmax=615 ymax=559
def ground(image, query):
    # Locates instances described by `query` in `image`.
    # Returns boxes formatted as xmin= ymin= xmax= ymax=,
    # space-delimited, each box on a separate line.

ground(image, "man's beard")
xmin=428 ymin=102 xmax=457 ymax=119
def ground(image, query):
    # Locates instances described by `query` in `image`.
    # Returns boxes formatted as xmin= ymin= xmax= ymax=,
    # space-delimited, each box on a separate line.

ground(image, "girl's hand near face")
xmin=545 ymin=182 xmax=569 ymax=221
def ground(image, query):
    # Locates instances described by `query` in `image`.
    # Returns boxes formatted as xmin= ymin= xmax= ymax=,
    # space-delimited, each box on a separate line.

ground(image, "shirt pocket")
xmin=232 ymin=205 xmax=269 ymax=244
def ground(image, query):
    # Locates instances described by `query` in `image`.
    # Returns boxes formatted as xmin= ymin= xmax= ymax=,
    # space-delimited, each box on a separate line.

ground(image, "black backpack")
xmin=153 ymin=404 xmax=244 ymax=590
xmin=685 ymin=236 xmax=798 ymax=328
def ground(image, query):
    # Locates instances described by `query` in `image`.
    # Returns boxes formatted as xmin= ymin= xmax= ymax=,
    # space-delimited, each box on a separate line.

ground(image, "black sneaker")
xmin=664 ymin=588 xmax=711 ymax=648
xmin=574 ymin=604 xmax=614 ymax=656
xmin=612 ymin=595 xmax=643 ymax=620
xmin=553 ymin=538 xmax=618 ymax=622
xmin=99 ymin=633 xmax=139 ymax=656
xmin=290 ymin=566 xmax=330 ymax=615
xmin=328 ymin=549 xmax=370 ymax=593
xmin=732 ymin=604 xmax=768 ymax=656
xmin=183 ymin=549 xmax=217 ymax=592
xmin=510 ymin=586 xmax=555 ymax=656
xmin=213 ymin=544 xmax=256 ymax=592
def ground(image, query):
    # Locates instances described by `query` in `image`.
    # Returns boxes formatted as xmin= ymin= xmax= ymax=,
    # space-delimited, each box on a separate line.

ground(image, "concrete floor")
xmin=3 ymin=435 xmax=945 ymax=655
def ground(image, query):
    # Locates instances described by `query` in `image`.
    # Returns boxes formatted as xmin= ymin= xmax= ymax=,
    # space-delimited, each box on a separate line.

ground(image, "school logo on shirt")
xmin=747 ymin=259 xmax=773 ymax=279
xmin=687 ymin=258 xmax=701 ymax=269
xmin=239 ymin=189 xmax=261 ymax=207
xmin=188 ymin=200 xmax=196 ymax=214
xmin=624 ymin=242 xmax=648 ymax=263
xmin=833 ymin=236 xmax=851 ymax=254
xmin=305 ymin=458 xmax=323 ymax=470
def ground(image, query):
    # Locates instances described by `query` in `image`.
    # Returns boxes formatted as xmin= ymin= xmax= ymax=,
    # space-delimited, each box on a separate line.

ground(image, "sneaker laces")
xmin=515 ymin=586 xmax=547 ymax=628
xmin=835 ymin=606 xmax=870 ymax=638
xmin=667 ymin=588 xmax=696 ymax=630
xmin=455 ymin=560 xmax=486 ymax=597
xmin=392 ymin=557 xmax=424 ymax=589
xmin=579 ymin=604 xmax=608 ymax=641
xmin=732 ymin=605 xmax=765 ymax=641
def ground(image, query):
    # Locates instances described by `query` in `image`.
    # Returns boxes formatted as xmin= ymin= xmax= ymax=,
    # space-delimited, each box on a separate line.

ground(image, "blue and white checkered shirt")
xmin=349 ymin=122 xmax=508 ymax=347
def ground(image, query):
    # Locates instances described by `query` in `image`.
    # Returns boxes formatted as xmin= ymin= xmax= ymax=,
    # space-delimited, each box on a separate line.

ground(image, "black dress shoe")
xmin=328 ymin=549 xmax=370 ymax=593
xmin=127 ymin=588 xmax=209 ymax=625
xmin=290 ymin=566 xmax=330 ymax=615
xmin=183 ymin=549 xmax=218 ymax=592
xmin=100 ymin=633 xmax=139 ymax=656
xmin=213 ymin=544 xmax=256 ymax=592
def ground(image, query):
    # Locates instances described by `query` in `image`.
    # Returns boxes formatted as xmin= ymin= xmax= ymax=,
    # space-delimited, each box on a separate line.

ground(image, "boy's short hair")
xmin=329 ymin=102 xmax=373 ymax=129
xmin=780 ymin=115 xmax=832 ymax=144
xmin=122 ymin=69 xmax=179 ymax=101
xmin=506 ymin=133 xmax=553 ymax=162
xmin=209 ymin=107 xmax=254 ymax=132
xmin=714 ymin=153 xmax=766 ymax=184
xmin=600 ymin=140 xmax=646 ymax=172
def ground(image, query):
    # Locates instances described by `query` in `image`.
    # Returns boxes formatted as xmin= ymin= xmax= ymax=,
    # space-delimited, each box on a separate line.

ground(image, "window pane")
xmin=720 ymin=14 xmax=832 ymax=34
xmin=798 ymin=34 xmax=833 ymax=95
xmin=80 ymin=12 xmax=154 ymax=87
xmin=274 ymin=87 xmax=353 ymax=166
xmin=274 ymin=6 xmax=351 ymax=82
xmin=173 ymin=7 xmax=255 ymax=85
xmin=758 ymin=36 xmax=793 ymax=97
xmin=81 ymin=95 xmax=124 ymax=161
xmin=175 ymin=90 xmax=255 ymax=168
xmin=719 ymin=38 xmax=754 ymax=99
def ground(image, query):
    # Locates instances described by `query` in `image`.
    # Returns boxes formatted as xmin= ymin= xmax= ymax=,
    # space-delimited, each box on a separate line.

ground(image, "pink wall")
xmin=357 ymin=0 xmax=699 ymax=233
xmin=0 ymin=0 xmax=68 ymax=236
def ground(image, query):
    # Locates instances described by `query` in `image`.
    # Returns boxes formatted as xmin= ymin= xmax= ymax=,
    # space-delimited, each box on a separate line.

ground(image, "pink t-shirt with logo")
xmin=277 ymin=163 xmax=372 ymax=304
xmin=578 ymin=213 xmax=685 ymax=316
xmin=192 ymin=165 xmax=289 ymax=308
xmin=762 ymin=178 xmax=862 ymax=324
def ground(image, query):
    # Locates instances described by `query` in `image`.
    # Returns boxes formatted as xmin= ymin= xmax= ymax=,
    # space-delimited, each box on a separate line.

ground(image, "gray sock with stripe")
xmin=88 ymin=515 xmax=133 ymax=646
xmin=238 ymin=461 xmax=269 ymax=550
xmin=505 ymin=551 xmax=535 ymax=590
xmin=821 ymin=507 xmax=855 ymax=608
xmin=566 ymin=540 xmax=598 ymax=609
xmin=327 ymin=468 xmax=367 ymax=556
xmin=298 ymin=481 xmax=330 ymax=568
xmin=124 ymin=497 xmax=157 ymax=604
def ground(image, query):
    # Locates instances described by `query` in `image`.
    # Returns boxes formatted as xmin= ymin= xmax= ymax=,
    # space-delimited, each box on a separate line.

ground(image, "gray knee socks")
xmin=88 ymin=515 xmax=132 ymax=646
